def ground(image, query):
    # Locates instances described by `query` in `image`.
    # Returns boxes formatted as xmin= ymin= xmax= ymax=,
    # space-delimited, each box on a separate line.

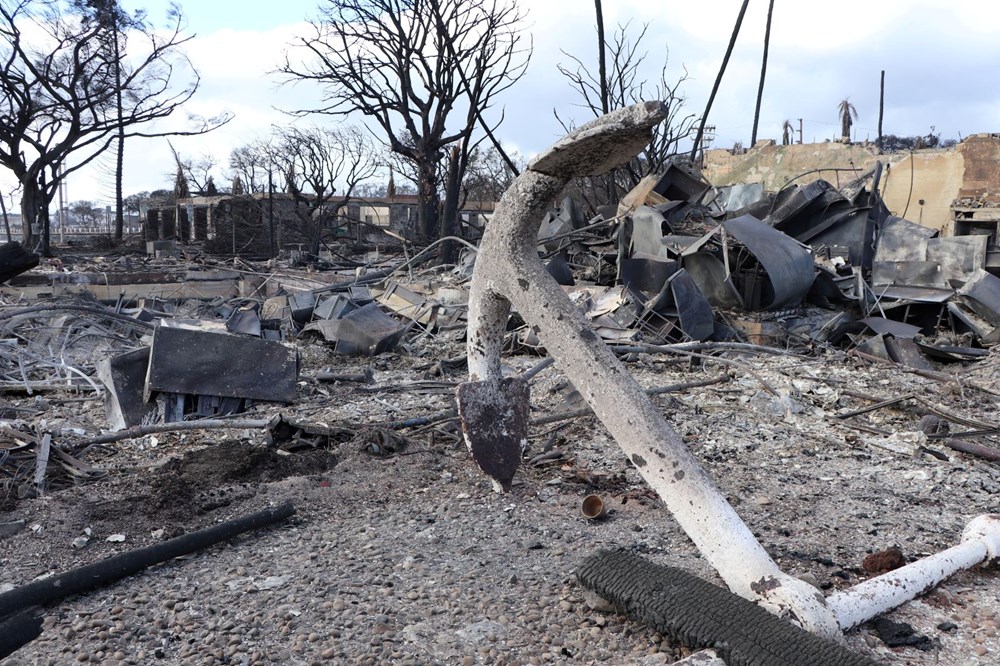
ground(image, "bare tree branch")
xmin=278 ymin=0 xmax=529 ymax=244
xmin=0 ymin=0 xmax=231 ymax=253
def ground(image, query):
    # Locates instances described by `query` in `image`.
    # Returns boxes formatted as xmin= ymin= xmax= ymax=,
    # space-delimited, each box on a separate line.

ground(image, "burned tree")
xmin=168 ymin=144 xmax=217 ymax=195
xmin=229 ymin=141 xmax=273 ymax=195
xmin=72 ymin=0 xmax=137 ymax=241
xmin=461 ymin=144 xmax=522 ymax=206
xmin=280 ymin=0 xmax=529 ymax=244
xmin=782 ymin=119 xmax=794 ymax=145
xmin=227 ymin=125 xmax=379 ymax=256
xmin=556 ymin=19 xmax=698 ymax=210
xmin=0 ymin=0 xmax=230 ymax=254
xmin=274 ymin=125 xmax=379 ymax=254
xmin=838 ymin=98 xmax=858 ymax=142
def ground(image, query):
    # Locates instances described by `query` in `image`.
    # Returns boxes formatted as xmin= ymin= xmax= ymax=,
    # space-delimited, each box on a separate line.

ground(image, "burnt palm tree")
xmin=690 ymin=0 xmax=750 ymax=161
xmin=838 ymin=98 xmax=858 ymax=142
xmin=750 ymin=0 xmax=775 ymax=146
xmin=782 ymin=120 xmax=794 ymax=145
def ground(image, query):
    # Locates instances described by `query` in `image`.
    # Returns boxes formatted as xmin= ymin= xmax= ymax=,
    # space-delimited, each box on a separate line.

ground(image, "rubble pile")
xmin=2 ymin=155 xmax=1000 ymax=664
xmin=526 ymin=161 xmax=1000 ymax=372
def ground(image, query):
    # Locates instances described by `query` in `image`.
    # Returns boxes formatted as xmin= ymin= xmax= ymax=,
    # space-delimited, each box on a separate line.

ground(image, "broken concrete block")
xmin=97 ymin=347 xmax=157 ymax=431
xmin=261 ymin=295 xmax=290 ymax=321
xmin=144 ymin=325 xmax=298 ymax=403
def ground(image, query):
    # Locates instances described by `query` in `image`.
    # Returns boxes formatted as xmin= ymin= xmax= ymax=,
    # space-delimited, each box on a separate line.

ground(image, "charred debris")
xmin=1 ymin=160 xmax=999 ymax=495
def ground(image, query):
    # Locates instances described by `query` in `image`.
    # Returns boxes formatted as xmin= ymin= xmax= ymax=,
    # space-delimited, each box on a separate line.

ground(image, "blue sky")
xmin=6 ymin=0 xmax=1000 ymax=208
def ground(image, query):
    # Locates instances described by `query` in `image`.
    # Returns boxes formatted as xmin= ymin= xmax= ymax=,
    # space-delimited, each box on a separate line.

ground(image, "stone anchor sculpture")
xmin=457 ymin=101 xmax=1000 ymax=640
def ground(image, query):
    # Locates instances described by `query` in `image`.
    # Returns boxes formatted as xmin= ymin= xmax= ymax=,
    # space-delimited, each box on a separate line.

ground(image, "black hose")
xmin=0 ymin=501 xmax=295 ymax=623
xmin=0 ymin=609 xmax=43 ymax=659
xmin=576 ymin=549 xmax=881 ymax=666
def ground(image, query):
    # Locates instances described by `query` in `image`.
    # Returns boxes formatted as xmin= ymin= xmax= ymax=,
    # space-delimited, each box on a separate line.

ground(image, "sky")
xmin=6 ymin=0 xmax=1000 ymax=210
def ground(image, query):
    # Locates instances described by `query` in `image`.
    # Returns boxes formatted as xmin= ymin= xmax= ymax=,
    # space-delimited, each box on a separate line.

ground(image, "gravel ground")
xmin=3 ymin=332 xmax=1000 ymax=665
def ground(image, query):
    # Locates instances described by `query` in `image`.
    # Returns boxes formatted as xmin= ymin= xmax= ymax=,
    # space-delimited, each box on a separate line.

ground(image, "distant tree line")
xmin=879 ymin=129 xmax=958 ymax=152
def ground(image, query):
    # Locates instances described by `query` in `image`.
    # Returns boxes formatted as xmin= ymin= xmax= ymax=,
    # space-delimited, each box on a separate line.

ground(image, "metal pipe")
xmin=463 ymin=103 xmax=1000 ymax=641
xmin=827 ymin=514 xmax=1000 ymax=630
xmin=463 ymin=103 xmax=840 ymax=638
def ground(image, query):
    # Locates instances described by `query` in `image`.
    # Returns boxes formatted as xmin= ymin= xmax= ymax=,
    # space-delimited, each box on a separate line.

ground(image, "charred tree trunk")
xmin=690 ymin=0 xmax=750 ymax=162
xmin=39 ymin=171 xmax=51 ymax=257
xmin=750 ymin=0 xmax=774 ymax=147
xmin=19 ymin=181 xmax=39 ymax=247
xmin=0 ymin=242 xmax=39 ymax=283
xmin=113 ymin=28 xmax=125 ymax=241
xmin=440 ymin=146 xmax=462 ymax=265
xmin=417 ymin=158 xmax=440 ymax=243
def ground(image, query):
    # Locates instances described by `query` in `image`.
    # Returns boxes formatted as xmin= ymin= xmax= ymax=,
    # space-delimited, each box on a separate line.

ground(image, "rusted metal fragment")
xmin=145 ymin=325 xmax=298 ymax=403
xmin=97 ymin=347 xmax=157 ymax=431
xmin=456 ymin=377 xmax=529 ymax=492
xmin=266 ymin=414 xmax=354 ymax=452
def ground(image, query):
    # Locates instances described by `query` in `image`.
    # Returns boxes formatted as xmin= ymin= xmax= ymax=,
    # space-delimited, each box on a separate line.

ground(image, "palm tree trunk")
xmin=750 ymin=0 xmax=775 ymax=147
xmin=113 ymin=26 xmax=125 ymax=241
xmin=689 ymin=0 xmax=750 ymax=162
xmin=877 ymin=70 xmax=885 ymax=151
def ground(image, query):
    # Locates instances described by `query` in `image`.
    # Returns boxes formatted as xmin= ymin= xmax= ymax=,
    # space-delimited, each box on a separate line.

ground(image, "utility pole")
xmin=798 ymin=118 xmax=804 ymax=144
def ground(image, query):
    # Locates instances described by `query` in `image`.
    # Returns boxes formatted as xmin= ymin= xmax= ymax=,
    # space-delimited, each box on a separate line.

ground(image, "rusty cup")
xmin=581 ymin=494 xmax=607 ymax=520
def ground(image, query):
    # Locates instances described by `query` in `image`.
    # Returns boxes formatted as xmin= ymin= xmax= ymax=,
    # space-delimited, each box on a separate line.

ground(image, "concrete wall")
xmin=702 ymin=134 xmax=1000 ymax=236
xmin=879 ymin=150 xmax=964 ymax=232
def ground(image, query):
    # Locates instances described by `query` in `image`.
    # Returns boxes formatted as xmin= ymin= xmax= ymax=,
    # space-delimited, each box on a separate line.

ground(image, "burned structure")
xmin=143 ymin=192 xmax=496 ymax=257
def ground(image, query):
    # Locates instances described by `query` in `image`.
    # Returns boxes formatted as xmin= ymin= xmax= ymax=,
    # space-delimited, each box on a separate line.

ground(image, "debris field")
xmin=2 ymin=157 xmax=1000 ymax=665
